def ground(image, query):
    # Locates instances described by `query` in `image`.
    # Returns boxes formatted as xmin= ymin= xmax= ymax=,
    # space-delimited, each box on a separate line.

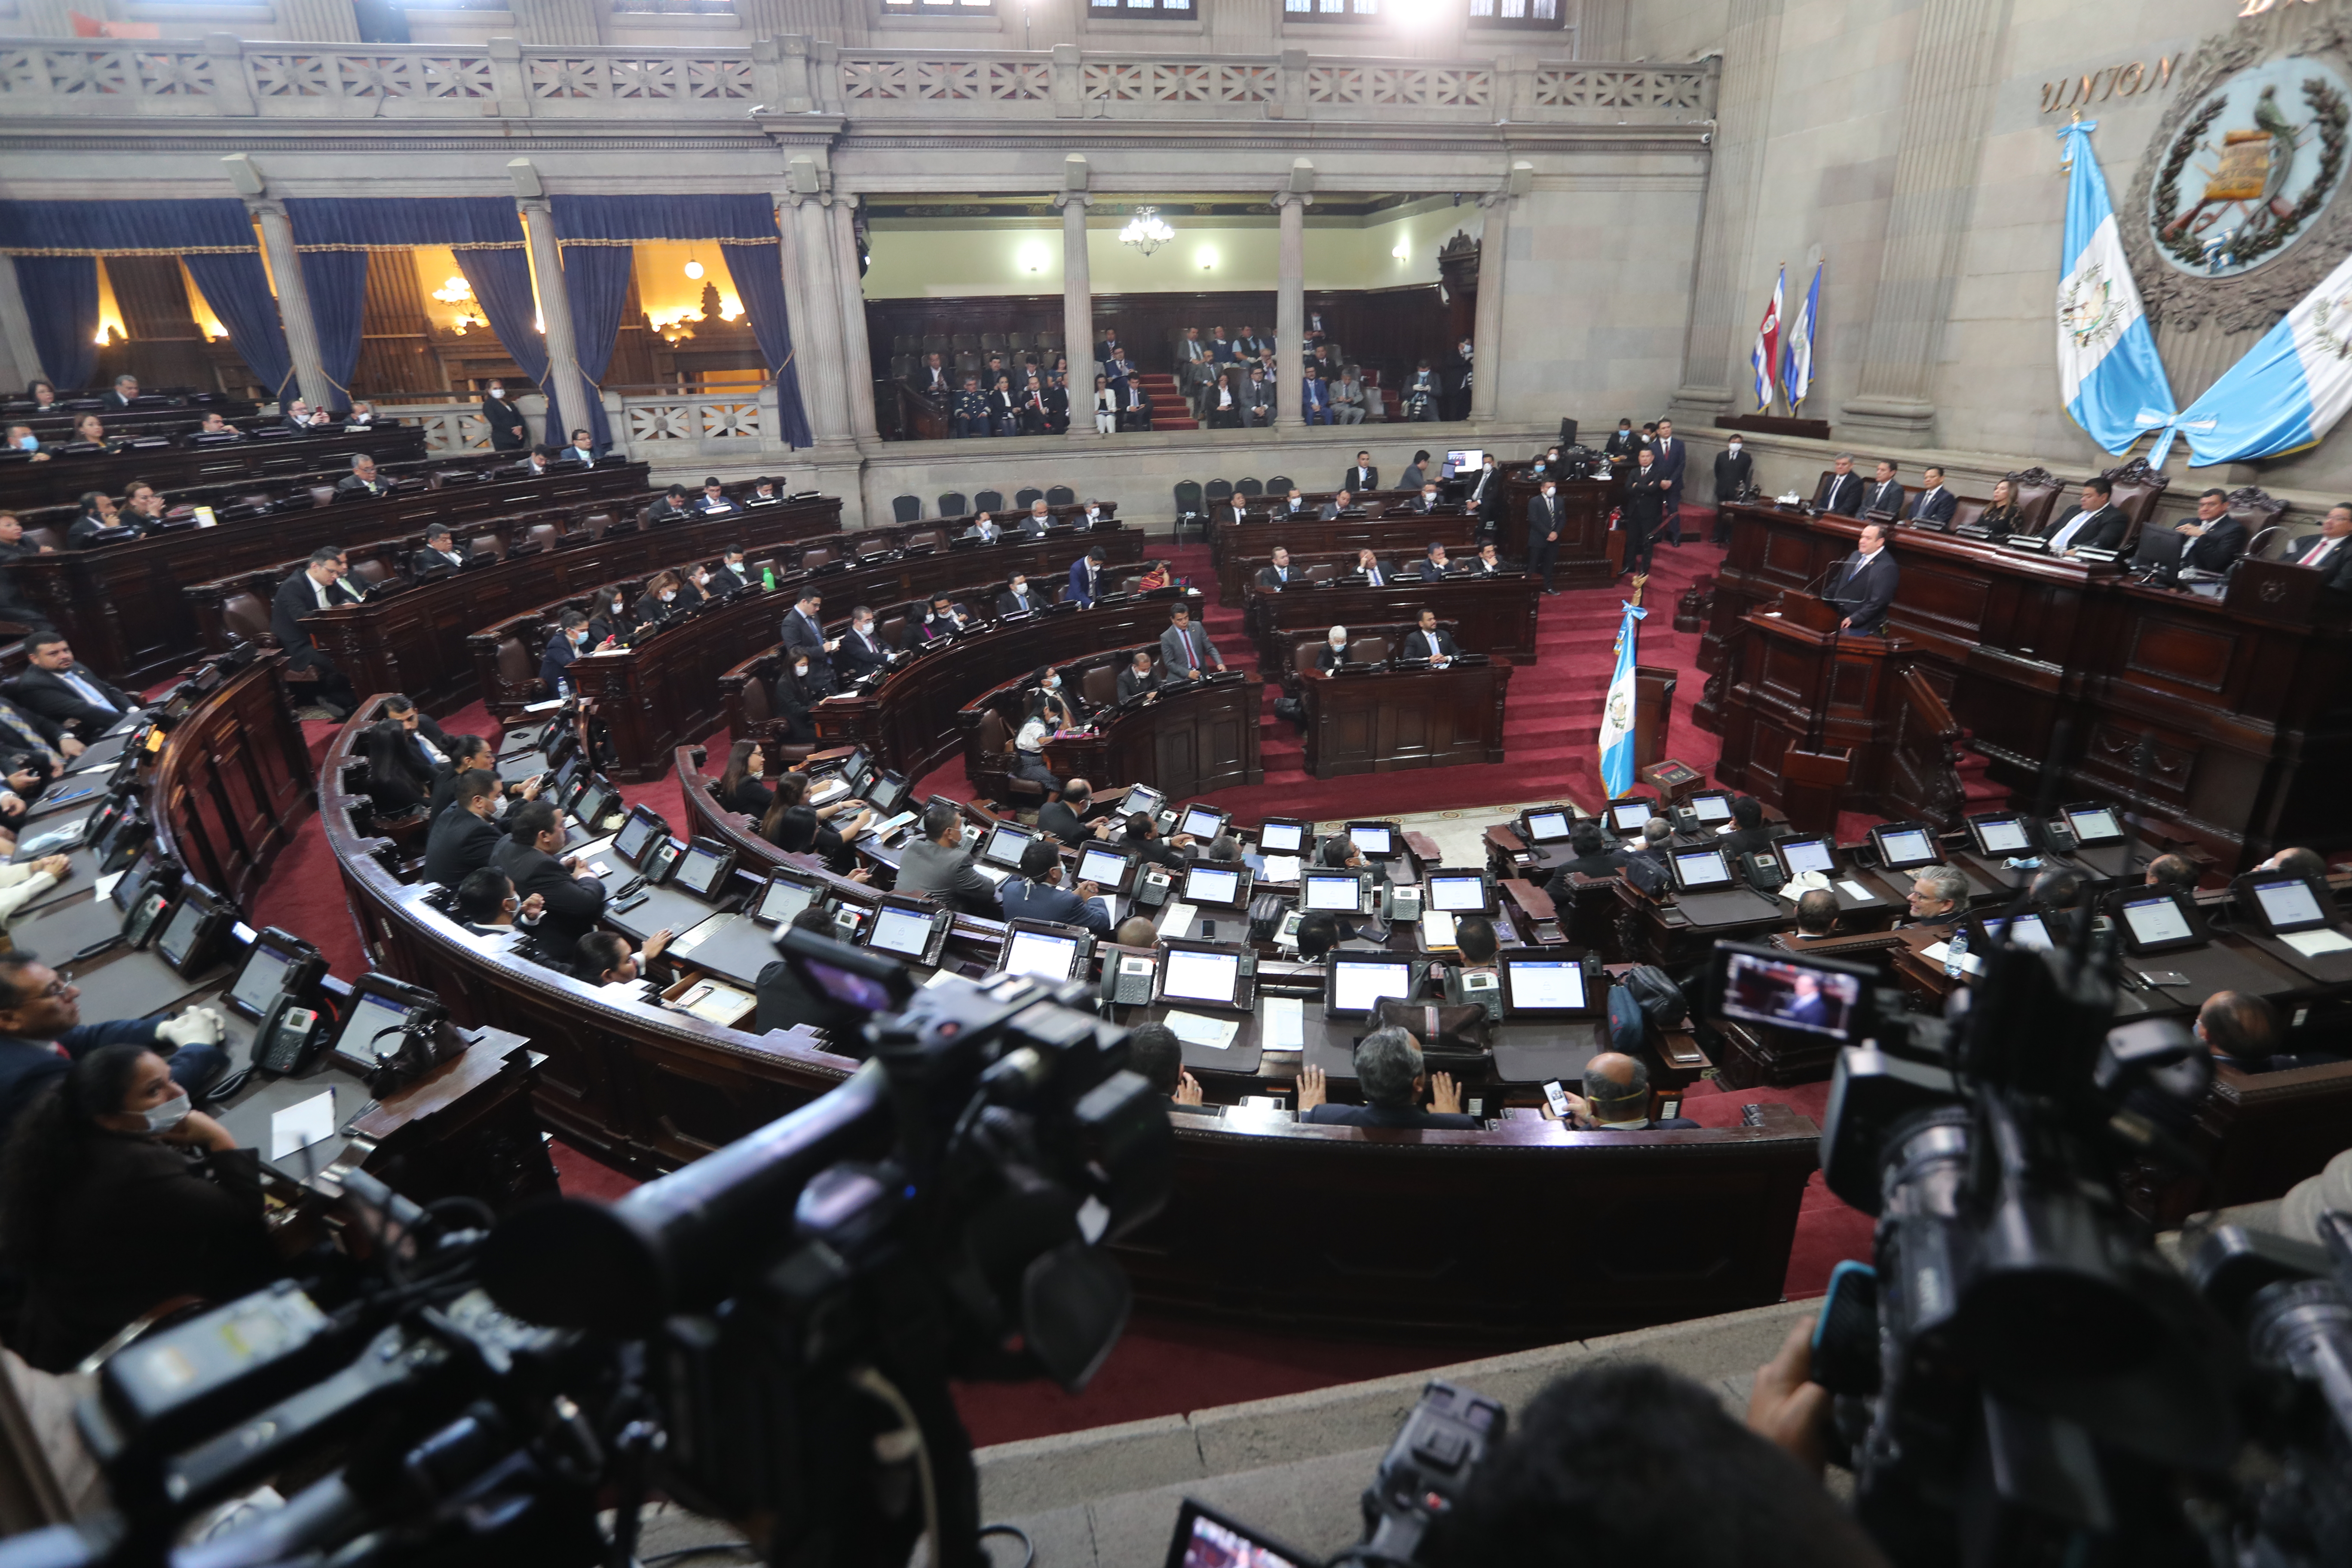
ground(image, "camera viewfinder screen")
xmin=1610 ymin=802 xmax=1652 ymax=832
xmin=2121 ymin=896 xmax=2194 ymax=947
xmin=1878 ymin=828 xmax=1936 ymax=867
xmin=1003 ymin=929 xmax=1080 ymax=982
xmin=1721 ymin=952 xmax=1861 ymax=1041
xmin=868 ymin=906 xmax=935 ymax=959
xmin=1975 ymin=817 xmax=2030 ymax=854
xmin=1303 ymin=872 xmax=1361 ymax=912
xmin=1258 ymin=821 xmax=1304 ymax=854
xmin=1161 ymin=949 xmax=1240 ymax=1007
xmin=2253 ymin=879 xmax=2325 ymax=930
xmin=1427 ymin=873 xmax=1487 ymax=913
xmin=1524 ymin=810 xmax=1570 ymax=843
xmin=1175 ymin=1510 xmax=1310 ymax=1568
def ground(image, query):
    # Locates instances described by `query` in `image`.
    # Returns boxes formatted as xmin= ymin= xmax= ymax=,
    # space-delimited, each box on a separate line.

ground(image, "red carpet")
xmin=253 ymin=527 xmax=1877 ymax=1450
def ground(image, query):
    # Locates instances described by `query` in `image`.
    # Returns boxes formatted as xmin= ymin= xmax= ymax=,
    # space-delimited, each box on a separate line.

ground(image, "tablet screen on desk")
xmin=2065 ymin=805 xmax=2124 ymax=844
xmin=1981 ymin=913 xmax=2054 ymax=951
xmin=227 ymin=940 xmax=294 ymax=1018
xmin=1877 ymin=828 xmax=1936 ymax=867
xmin=866 ymin=772 xmax=910 ymax=816
xmin=1502 ymin=957 xmax=1587 ymax=1014
xmin=2121 ymin=895 xmax=2193 ymax=947
xmin=1328 ymin=957 xmax=1412 ymax=1017
xmin=613 ymin=809 xmax=660 ymax=864
xmin=1179 ymin=805 xmax=1225 ymax=842
xmin=1120 ymin=785 xmax=1166 ymax=821
xmin=1077 ymin=845 xmax=1130 ymax=887
xmin=574 ymin=784 xmax=616 ymax=832
xmin=1690 ymin=793 xmax=1733 ymax=823
xmin=1673 ymin=848 xmax=1732 ymax=888
xmin=1348 ymin=824 xmax=1393 ymax=857
xmin=1003 ymin=928 xmax=1081 ymax=983
xmin=868 ymin=906 xmax=934 ymax=960
xmin=154 ymin=897 xmax=206 ymax=971
xmin=671 ymin=843 xmax=730 ymax=898
xmin=1185 ymin=866 xmax=1242 ymax=907
xmin=980 ymin=822 xmax=1033 ymax=870
xmin=1257 ymin=819 xmax=1305 ymax=854
xmin=333 ymin=991 xmax=414 ymax=1069
xmin=2253 ymin=878 xmax=2326 ymax=930
xmin=1303 ymin=871 xmax=1362 ymax=912
xmin=1524 ymin=810 xmax=1571 ymax=843
xmin=1973 ymin=816 xmax=2030 ymax=854
xmin=756 ymin=876 xmax=817 ymax=926
xmin=1778 ymin=838 xmax=1835 ymax=877
xmin=1610 ymin=802 xmax=1652 ymax=833
xmin=1427 ymin=872 xmax=1488 ymax=913
xmin=1161 ymin=948 xmax=1240 ymax=1007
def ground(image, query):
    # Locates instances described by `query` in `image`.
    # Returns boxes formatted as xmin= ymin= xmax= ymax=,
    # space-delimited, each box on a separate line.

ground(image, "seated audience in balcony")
xmin=1302 ymin=368 xmax=1331 ymax=426
xmin=951 ymin=376 xmax=989 ymax=438
xmin=517 ymin=443 xmax=556 ymax=477
xmin=1243 ymin=368 xmax=1273 ymax=429
xmin=560 ymin=428 xmax=599 ymax=467
xmin=0 ymin=1041 xmax=282 ymax=1373
xmin=1296 ymin=1027 xmax=1476 ymax=1130
xmin=6 ymin=425 xmax=44 ymax=460
xmin=1332 ymin=369 xmax=1370 ymax=425
xmin=918 ymin=351 xmax=952 ymax=401
xmin=1207 ymin=371 xmax=1242 ymax=429
xmin=1121 ymin=377 xmax=1152 ymax=432
xmin=481 ymin=378 xmax=527 ymax=450
xmin=1018 ymin=373 xmax=1050 ymax=436
xmin=1092 ymin=375 xmax=1118 ymax=435
xmin=66 ymin=492 xmax=122 ymax=549
xmin=1405 ymin=361 xmax=1441 ymax=422
xmin=1046 ymin=371 xmax=1072 ymax=434
xmin=989 ymin=374 xmax=1021 ymax=437
xmin=1176 ymin=327 xmax=1213 ymax=414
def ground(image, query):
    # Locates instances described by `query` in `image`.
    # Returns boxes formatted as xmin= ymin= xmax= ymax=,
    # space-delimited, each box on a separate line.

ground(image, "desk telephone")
xmin=610 ymin=837 xmax=683 ymax=912
xmin=1742 ymin=851 xmax=1786 ymax=894
xmin=1380 ymin=882 xmax=1424 ymax=923
xmin=2040 ymin=816 xmax=2078 ymax=853
xmin=124 ymin=887 xmax=175 ymax=948
xmin=1135 ymin=867 xmax=1174 ymax=909
xmin=1442 ymin=965 xmax=1503 ymax=1021
xmin=251 ymin=998 xmax=326 ymax=1075
xmin=1103 ymin=952 xmax=1158 ymax=1006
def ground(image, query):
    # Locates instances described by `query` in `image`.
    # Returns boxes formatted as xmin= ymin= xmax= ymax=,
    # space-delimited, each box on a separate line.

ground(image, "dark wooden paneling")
xmin=1248 ymin=574 xmax=1543 ymax=668
xmin=1302 ymin=662 xmax=1510 ymax=777
xmin=150 ymin=653 xmax=315 ymax=907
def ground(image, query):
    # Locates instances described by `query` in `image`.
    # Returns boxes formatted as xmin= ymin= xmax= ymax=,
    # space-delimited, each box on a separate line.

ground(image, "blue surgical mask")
xmin=13 ymin=435 xmax=32 ymax=452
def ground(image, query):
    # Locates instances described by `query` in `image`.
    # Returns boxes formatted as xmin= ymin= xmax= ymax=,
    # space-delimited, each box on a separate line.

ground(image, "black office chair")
xmin=937 ymin=491 xmax=968 ymax=518
xmin=1235 ymin=478 xmax=1264 ymax=499
xmin=1046 ymin=485 xmax=1075 ymax=506
xmin=1014 ymin=487 xmax=1044 ymax=509
xmin=1204 ymin=479 xmax=1234 ymax=508
xmin=974 ymin=489 xmax=1005 ymax=514
xmin=1173 ymin=480 xmax=1207 ymax=546
xmin=1266 ymin=475 xmax=1293 ymax=494
xmin=891 ymin=494 xmax=922 ymax=524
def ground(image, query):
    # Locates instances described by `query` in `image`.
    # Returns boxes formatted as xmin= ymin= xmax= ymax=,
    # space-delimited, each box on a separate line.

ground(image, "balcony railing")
xmin=0 ymin=36 xmax=1715 ymax=124
xmin=395 ymin=387 xmax=795 ymax=460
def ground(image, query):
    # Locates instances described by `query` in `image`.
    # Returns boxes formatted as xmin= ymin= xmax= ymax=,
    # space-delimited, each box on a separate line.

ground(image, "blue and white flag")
xmin=1781 ymin=262 xmax=1820 ymax=412
xmin=2158 ymin=247 xmax=2352 ymax=466
xmin=2055 ymin=120 xmax=2177 ymax=452
xmin=1751 ymin=265 xmax=1783 ymax=413
xmin=1597 ymin=601 xmax=1648 ymax=800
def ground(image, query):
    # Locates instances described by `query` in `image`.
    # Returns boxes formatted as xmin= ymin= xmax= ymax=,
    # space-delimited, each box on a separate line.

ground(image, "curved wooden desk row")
xmin=952 ymin=653 xmax=1264 ymax=802
xmin=1214 ymin=532 xmax=1488 ymax=606
xmin=11 ymin=426 xmax=435 ymax=533
xmin=472 ymin=511 xmax=1133 ymax=730
xmin=186 ymin=497 xmax=842 ymax=719
xmin=21 ymin=459 xmax=656 ymax=688
xmin=1245 ymin=573 xmax=1544 ymax=669
xmin=1701 ymin=504 xmax=2352 ymax=869
xmin=326 ymin=714 xmax=1821 ymax=1339
xmin=1495 ymin=473 xmax=1618 ymax=589
xmin=146 ymin=651 xmax=317 ymax=908
xmin=528 ymin=527 xmax=1148 ymax=782
xmin=0 ymin=410 xmax=392 ymax=513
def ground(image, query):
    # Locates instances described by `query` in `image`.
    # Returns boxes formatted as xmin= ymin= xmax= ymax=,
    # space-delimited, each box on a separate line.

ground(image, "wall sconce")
xmin=1196 ymin=245 xmax=1217 ymax=272
xmin=1017 ymin=242 xmax=1051 ymax=275
xmin=1392 ymin=240 xmax=1411 ymax=260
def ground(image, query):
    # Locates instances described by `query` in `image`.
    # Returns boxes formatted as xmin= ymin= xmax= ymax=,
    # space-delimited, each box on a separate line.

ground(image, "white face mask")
xmin=1086 ymin=506 xmax=1099 ymax=518
xmin=1329 ymin=636 xmax=1346 ymax=649
xmin=1424 ymin=491 xmax=1438 ymax=502
xmin=611 ymin=599 xmax=624 ymax=614
xmin=1728 ymin=441 xmax=1742 ymax=453
xmin=142 ymin=1090 xmax=190 ymax=1135
xmin=855 ymin=621 xmax=872 ymax=637
xmin=793 ymin=662 xmax=809 ymax=678
xmin=659 ymin=590 xmax=675 ymax=604
xmin=1011 ymin=582 xmax=1027 ymax=596
xmin=1044 ymin=677 xmax=1060 ymax=691
xmin=1543 ymin=487 xmax=1556 ymax=499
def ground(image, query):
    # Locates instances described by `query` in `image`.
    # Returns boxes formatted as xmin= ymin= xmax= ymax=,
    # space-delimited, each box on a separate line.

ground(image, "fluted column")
xmin=1273 ymin=191 xmax=1309 ymax=431
xmin=1056 ymin=191 xmax=1093 ymax=438
xmin=827 ymin=195 xmax=879 ymax=445
xmin=1838 ymin=0 xmax=2008 ymax=445
xmin=1471 ymin=190 xmax=1511 ymax=421
xmin=248 ymin=199 xmax=330 ymax=409
xmin=1668 ymin=7 xmax=1779 ymax=423
xmin=0 ymin=262 xmax=43 ymax=391
xmin=781 ymin=187 xmax=852 ymax=445
xmin=517 ymin=197 xmax=592 ymax=450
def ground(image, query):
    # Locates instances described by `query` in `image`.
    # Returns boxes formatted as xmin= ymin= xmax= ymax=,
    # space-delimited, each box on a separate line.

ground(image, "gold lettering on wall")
xmin=2041 ymin=56 xmax=2174 ymax=113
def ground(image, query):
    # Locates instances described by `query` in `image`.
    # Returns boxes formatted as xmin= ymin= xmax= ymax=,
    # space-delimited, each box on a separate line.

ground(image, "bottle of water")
xmin=761 ymin=564 xmax=777 ymax=592
xmin=1944 ymin=925 xmax=1970 ymax=978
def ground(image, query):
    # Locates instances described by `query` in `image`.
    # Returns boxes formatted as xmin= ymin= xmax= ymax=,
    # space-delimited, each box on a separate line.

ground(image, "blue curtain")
xmin=296 ymin=250 xmax=368 ymax=408
xmin=551 ymin=194 xmax=807 ymax=449
xmin=723 ymin=241 xmax=812 ymax=449
xmin=182 ymin=254 xmax=293 ymax=400
xmin=13 ymin=258 xmax=97 ymax=392
xmin=0 ymin=199 xmax=258 ymax=253
xmin=453 ymin=247 xmax=560 ymax=444
xmin=560 ymin=246 xmax=631 ymax=447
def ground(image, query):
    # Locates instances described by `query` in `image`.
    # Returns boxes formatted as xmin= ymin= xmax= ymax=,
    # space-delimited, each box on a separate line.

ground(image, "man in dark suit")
xmin=2173 ymin=487 xmax=2249 ymax=574
xmin=1860 ymin=460 xmax=1904 ymax=520
xmin=1256 ymin=547 xmax=1299 ymax=591
xmin=1603 ymin=419 xmax=1639 ymax=460
xmin=1295 ymin=1029 xmax=1478 ymax=1130
xmin=1469 ymin=542 xmax=1515 ymax=576
xmin=539 ymin=610 xmax=586 ymax=695
xmin=515 ymin=444 xmax=556 ymax=478
xmin=912 ymin=595 xmax=968 ymax=646
xmin=560 ymin=429 xmax=599 ymax=467
xmin=1825 ymin=522 xmax=1898 ymax=634
xmin=1712 ymin=434 xmax=1754 ymax=523
xmin=834 ymin=606 xmax=893 ymax=681
xmin=1623 ymin=451 xmax=1667 ymax=578
xmin=1067 ymin=546 xmax=1107 ymax=608
xmin=710 ymin=547 xmax=752 ymax=595
xmin=644 ymin=485 xmax=694 ymax=526
xmin=1555 ymin=1052 xmax=1699 ymax=1130
xmin=695 ymin=477 xmax=743 ymax=517
xmin=919 ymin=352 xmax=953 ymax=401
xmin=997 ymin=839 xmax=1111 ymax=934
xmin=271 ymin=547 xmax=360 ymax=717
xmin=996 ymin=571 xmax=1042 ymax=618
xmin=9 ymin=634 xmax=136 ymax=737
xmin=1527 ymin=478 xmax=1565 ymax=594
xmin=780 ymin=590 xmax=838 ymax=692
xmin=66 ymin=493 xmax=122 ymax=550
xmin=1463 ymin=454 xmax=1504 ymax=534
xmin=1346 ymin=548 xmax=1394 ymax=587
xmin=2043 ymin=477 xmax=2129 ymax=555
xmin=1400 ymin=450 xmax=1432 ymax=491
xmin=1020 ymin=499 xmax=1055 ymax=537
xmin=334 ymin=453 xmax=387 ymax=499
xmin=1816 ymin=453 xmax=1863 ymax=516
xmin=1036 ymin=777 xmax=1106 ymax=842
xmin=383 ymin=694 xmax=453 ymax=775
xmin=1408 ymin=479 xmax=1445 ymax=514
xmin=1402 ymin=609 xmax=1457 ymax=665
xmin=417 ymin=525 xmax=469 ymax=574
xmin=1344 ymin=452 xmax=1378 ymax=493
xmin=0 ymin=956 xmax=230 ymax=1156
xmin=481 ymin=380 xmax=527 ymax=450
xmin=1159 ymin=603 xmax=1222 ymax=681
xmin=1417 ymin=544 xmax=1454 ymax=580
xmin=1543 ymin=820 xmax=1628 ymax=897
xmin=2284 ymin=502 xmax=2352 ymax=591
xmin=1902 ymin=865 xmax=1967 ymax=934
xmin=425 ymin=771 xmax=507 ymax=886
xmin=1907 ymin=465 xmax=1957 ymax=530
xmin=496 ymin=800 xmax=608 ymax=950
xmin=1317 ymin=489 xmax=1359 ymax=521
xmin=104 ymin=375 xmax=141 ymax=410
xmin=1720 ymin=794 xmax=1777 ymax=861
xmin=1650 ymin=418 xmax=1687 ymax=545
xmin=1115 ymin=649 xmax=1160 ymax=704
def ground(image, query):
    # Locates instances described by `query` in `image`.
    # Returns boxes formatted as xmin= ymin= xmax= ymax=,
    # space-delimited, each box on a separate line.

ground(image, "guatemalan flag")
xmin=2159 ymin=247 xmax=2352 ymax=466
xmin=1751 ymin=266 xmax=1783 ymax=412
xmin=2055 ymin=119 xmax=2176 ymax=452
xmin=1781 ymin=262 xmax=1820 ymax=411
xmin=1597 ymin=601 xmax=1647 ymax=799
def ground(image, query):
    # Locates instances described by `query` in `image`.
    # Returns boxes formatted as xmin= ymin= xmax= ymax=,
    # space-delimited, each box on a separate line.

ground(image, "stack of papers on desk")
xmin=1261 ymin=995 xmax=1305 ymax=1051
xmin=270 ymin=1090 xmax=338 ymax=1160
xmin=2282 ymin=928 xmax=2352 ymax=957
xmin=1164 ymin=1010 xmax=1239 ymax=1050
xmin=1262 ymin=855 xmax=1302 ymax=883
xmin=1158 ymin=902 xmax=1196 ymax=939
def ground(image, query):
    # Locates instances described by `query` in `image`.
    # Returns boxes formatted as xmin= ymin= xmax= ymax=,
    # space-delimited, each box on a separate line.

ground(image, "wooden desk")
xmin=1010 ymin=668 xmax=1264 ymax=802
xmin=0 ymin=421 xmax=417 ymax=512
xmin=151 ymin=649 xmax=314 ymax=907
xmin=1713 ymin=599 xmax=1916 ymax=827
xmin=1212 ymin=514 xmax=1482 ymax=603
xmin=20 ymin=459 xmax=652 ymax=687
xmin=1300 ymin=660 xmax=1510 ymax=778
xmin=1498 ymin=473 xmax=1618 ymax=591
xmin=1246 ymin=574 xmax=1543 ymax=669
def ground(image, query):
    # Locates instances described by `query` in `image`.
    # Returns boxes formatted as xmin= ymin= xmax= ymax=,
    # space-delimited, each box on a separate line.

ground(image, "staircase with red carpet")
xmin=1133 ymin=372 xmax=1197 ymax=431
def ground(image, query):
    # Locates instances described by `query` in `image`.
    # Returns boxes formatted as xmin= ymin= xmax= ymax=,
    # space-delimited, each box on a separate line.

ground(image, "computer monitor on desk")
xmin=751 ymin=870 xmax=824 ymax=926
xmin=996 ymin=920 xmax=1093 ymax=984
xmin=1183 ymin=863 xmax=1252 ymax=910
xmin=2110 ymin=885 xmax=2209 ymax=956
xmin=1256 ymin=817 xmax=1309 ymax=858
xmin=1965 ymin=812 xmax=2034 ymax=859
xmin=1607 ymin=799 xmax=1654 ymax=837
xmin=2232 ymin=872 xmax=2342 ymax=936
xmin=1774 ymin=835 xmax=1838 ymax=880
xmin=1323 ymin=954 xmax=1414 ymax=1022
xmin=1075 ymin=842 xmax=1140 ymax=896
xmin=1155 ymin=939 xmax=1255 ymax=1014
xmin=1346 ymin=821 xmax=1400 ymax=860
xmin=1302 ymin=869 xmax=1369 ymax=914
xmin=1869 ymin=822 xmax=1942 ymax=872
xmin=1668 ymin=845 xmax=1734 ymax=894
xmin=1518 ymin=806 xmax=1575 ymax=847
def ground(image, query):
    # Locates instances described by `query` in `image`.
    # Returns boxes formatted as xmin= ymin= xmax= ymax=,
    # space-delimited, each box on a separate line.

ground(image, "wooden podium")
xmin=1712 ymin=589 xmax=1911 ymax=830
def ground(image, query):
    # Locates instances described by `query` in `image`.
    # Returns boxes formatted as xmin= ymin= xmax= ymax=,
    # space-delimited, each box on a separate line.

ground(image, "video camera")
xmin=3 ymin=932 xmax=1173 ymax=1568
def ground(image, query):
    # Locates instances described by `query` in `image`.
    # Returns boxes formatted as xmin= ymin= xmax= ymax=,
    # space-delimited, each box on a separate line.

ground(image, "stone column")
xmin=1471 ymin=191 xmax=1511 ymax=422
xmin=516 ymin=197 xmax=594 ymax=449
xmin=1667 ymin=0 xmax=1783 ymax=425
xmin=0 ymin=260 xmax=44 ymax=391
xmin=828 ymin=196 xmax=879 ymax=445
xmin=1055 ymin=192 xmax=1093 ymax=438
xmin=1838 ymin=0 xmax=2008 ymax=446
xmin=780 ymin=189 xmax=852 ymax=445
xmin=248 ymin=200 xmax=331 ymax=410
xmin=1273 ymin=191 xmax=1309 ymax=431
xmin=272 ymin=0 xmax=361 ymax=41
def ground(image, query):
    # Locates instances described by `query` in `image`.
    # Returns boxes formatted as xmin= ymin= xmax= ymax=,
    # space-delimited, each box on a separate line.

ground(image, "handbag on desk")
xmin=1374 ymin=998 xmax=1491 ymax=1058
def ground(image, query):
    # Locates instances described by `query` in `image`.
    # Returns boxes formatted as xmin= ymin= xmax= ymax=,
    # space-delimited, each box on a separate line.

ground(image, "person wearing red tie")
xmin=1158 ymin=602 xmax=1223 ymax=681
xmin=2288 ymin=503 xmax=2352 ymax=592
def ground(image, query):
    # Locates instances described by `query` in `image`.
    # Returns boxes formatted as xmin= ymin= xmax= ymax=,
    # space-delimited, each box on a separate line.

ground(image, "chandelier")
xmin=1119 ymin=205 xmax=1175 ymax=257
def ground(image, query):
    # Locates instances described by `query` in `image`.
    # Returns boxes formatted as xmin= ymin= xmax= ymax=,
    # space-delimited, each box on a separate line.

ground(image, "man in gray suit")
xmin=1159 ymin=602 xmax=1223 ymax=682
xmin=894 ymin=801 xmax=1002 ymax=918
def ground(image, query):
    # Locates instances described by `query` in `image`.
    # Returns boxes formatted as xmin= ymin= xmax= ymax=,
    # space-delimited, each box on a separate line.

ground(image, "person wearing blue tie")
xmin=561 ymin=429 xmax=598 ymax=467
xmin=1350 ymin=548 xmax=1392 ymax=587
xmin=383 ymin=694 xmax=453 ymax=773
xmin=997 ymin=572 xmax=1040 ymax=618
xmin=1417 ymin=543 xmax=1452 ymax=581
xmin=1906 ymin=465 xmax=1956 ymax=530
xmin=1825 ymin=523 xmax=1899 ymax=634
xmin=1256 ymin=547 xmax=1298 ymax=591
xmin=7 ymin=635 xmax=137 ymax=739
xmin=1067 ymin=546 xmax=1106 ymax=607
xmin=2042 ymin=477 xmax=2130 ymax=556
xmin=1159 ymin=602 xmax=1223 ymax=682
xmin=1302 ymin=369 xmax=1331 ymax=426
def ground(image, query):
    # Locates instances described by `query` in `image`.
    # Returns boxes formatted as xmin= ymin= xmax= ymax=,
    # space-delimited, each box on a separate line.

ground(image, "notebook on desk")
xmin=603 ymin=885 xmax=725 ymax=947
xmin=663 ymin=913 xmax=783 ymax=989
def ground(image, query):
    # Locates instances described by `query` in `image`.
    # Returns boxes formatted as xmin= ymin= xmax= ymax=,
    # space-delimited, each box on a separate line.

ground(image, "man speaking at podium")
xmin=1824 ymin=522 xmax=1898 ymax=634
